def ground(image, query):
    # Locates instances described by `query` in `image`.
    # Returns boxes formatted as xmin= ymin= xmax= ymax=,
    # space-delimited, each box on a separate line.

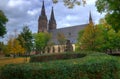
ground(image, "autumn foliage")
xmin=7 ymin=38 xmax=25 ymax=56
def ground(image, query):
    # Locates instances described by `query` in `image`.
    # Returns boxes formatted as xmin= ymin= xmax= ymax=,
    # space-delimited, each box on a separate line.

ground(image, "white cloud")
xmin=8 ymin=0 xmax=31 ymax=7
xmin=27 ymin=9 xmax=39 ymax=16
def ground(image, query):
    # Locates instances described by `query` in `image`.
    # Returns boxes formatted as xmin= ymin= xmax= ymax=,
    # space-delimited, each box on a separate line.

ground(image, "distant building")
xmin=38 ymin=1 xmax=93 ymax=53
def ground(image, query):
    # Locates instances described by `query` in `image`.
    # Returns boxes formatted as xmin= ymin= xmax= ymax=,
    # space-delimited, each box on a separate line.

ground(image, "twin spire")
xmin=38 ymin=0 xmax=56 ymax=33
xmin=38 ymin=1 xmax=93 ymax=33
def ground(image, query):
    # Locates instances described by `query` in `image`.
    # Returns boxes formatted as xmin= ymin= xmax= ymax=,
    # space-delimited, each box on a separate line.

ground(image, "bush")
xmin=0 ymin=53 xmax=119 ymax=79
xmin=30 ymin=52 xmax=86 ymax=62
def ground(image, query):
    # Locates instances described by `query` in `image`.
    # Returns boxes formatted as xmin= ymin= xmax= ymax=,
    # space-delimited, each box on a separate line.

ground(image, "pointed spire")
xmin=41 ymin=0 xmax=45 ymax=16
xmin=89 ymin=11 xmax=93 ymax=23
xmin=50 ymin=7 xmax=55 ymax=21
xmin=38 ymin=0 xmax=48 ymax=33
xmin=48 ymin=6 xmax=57 ymax=30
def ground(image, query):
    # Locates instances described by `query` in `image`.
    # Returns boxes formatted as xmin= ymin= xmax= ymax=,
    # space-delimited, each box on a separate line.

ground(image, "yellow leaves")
xmin=7 ymin=38 xmax=25 ymax=55
xmin=80 ymin=23 xmax=100 ymax=50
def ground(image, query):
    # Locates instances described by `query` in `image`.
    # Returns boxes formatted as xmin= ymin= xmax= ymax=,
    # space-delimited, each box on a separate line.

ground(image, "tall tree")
xmin=0 ymin=10 xmax=8 ymax=37
xmin=80 ymin=23 xmax=96 ymax=50
xmin=34 ymin=33 xmax=51 ymax=54
xmin=76 ymin=30 xmax=84 ymax=51
xmin=96 ymin=0 xmax=120 ymax=32
xmin=77 ymin=22 xmax=103 ymax=51
xmin=18 ymin=26 xmax=33 ymax=55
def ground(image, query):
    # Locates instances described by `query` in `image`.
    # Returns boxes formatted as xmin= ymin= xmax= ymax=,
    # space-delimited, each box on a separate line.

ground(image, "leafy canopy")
xmin=7 ymin=38 xmax=25 ymax=55
xmin=17 ymin=26 xmax=33 ymax=54
xmin=96 ymin=0 xmax=120 ymax=32
xmin=0 ymin=10 xmax=8 ymax=37
xmin=34 ymin=32 xmax=51 ymax=54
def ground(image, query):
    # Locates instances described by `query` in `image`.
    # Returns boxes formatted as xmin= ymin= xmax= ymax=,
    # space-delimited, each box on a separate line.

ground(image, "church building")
xmin=38 ymin=1 xmax=93 ymax=53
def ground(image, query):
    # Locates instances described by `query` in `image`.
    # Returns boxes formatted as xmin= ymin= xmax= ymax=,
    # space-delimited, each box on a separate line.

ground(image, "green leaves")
xmin=0 ymin=10 xmax=8 ymax=37
xmin=96 ymin=0 xmax=120 ymax=32
xmin=18 ymin=26 xmax=33 ymax=54
xmin=34 ymin=33 xmax=51 ymax=54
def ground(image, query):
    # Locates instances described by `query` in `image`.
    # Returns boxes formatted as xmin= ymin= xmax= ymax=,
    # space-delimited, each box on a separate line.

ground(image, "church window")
xmin=58 ymin=46 xmax=60 ymax=52
xmin=53 ymin=47 xmax=55 ymax=53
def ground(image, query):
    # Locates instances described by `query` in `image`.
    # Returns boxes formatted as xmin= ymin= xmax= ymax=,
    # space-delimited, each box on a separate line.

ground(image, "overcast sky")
xmin=0 ymin=0 xmax=105 ymax=41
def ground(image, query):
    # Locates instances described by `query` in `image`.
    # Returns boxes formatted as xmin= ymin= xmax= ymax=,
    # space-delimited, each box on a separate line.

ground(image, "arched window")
xmin=47 ymin=47 xmax=50 ymax=53
xmin=52 ymin=47 xmax=55 ymax=53
xmin=58 ymin=46 xmax=60 ymax=52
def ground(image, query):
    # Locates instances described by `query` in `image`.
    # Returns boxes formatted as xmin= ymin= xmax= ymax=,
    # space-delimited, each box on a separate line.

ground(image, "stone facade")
xmin=38 ymin=1 xmax=92 ymax=53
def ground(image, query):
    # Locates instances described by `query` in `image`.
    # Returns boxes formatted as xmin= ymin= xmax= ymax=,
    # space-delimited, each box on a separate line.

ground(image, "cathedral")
xmin=38 ymin=1 xmax=93 ymax=53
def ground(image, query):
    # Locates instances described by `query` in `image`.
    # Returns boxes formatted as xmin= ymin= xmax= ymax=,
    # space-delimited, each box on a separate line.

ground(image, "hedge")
xmin=30 ymin=52 xmax=86 ymax=62
xmin=0 ymin=53 xmax=119 ymax=79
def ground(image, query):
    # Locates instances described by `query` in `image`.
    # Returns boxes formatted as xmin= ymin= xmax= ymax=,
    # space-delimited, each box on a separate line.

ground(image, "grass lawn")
xmin=0 ymin=57 xmax=30 ymax=67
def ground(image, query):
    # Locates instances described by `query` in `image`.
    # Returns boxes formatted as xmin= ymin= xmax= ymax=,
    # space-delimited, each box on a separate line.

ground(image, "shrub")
xmin=30 ymin=52 xmax=86 ymax=62
xmin=0 ymin=53 xmax=119 ymax=79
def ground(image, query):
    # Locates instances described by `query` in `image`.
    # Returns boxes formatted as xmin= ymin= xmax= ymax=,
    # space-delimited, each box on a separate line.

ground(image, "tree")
xmin=96 ymin=0 xmax=120 ymax=32
xmin=95 ymin=19 xmax=120 ymax=53
xmin=53 ymin=0 xmax=86 ymax=8
xmin=18 ymin=26 xmax=33 ymax=55
xmin=0 ymin=42 xmax=4 ymax=54
xmin=77 ymin=17 xmax=120 ymax=52
xmin=34 ymin=33 xmax=51 ymax=54
xmin=0 ymin=10 xmax=8 ymax=37
xmin=80 ymin=23 xmax=96 ymax=50
xmin=57 ymin=33 xmax=66 ymax=52
xmin=76 ymin=30 xmax=84 ymax=51
xmin=57 ymin=33 xmax=66 ymax=45
xmin=7 ymin=38 xmax=25 ymax=57
xmin=77 ymin=22 xmax=103 ymax=51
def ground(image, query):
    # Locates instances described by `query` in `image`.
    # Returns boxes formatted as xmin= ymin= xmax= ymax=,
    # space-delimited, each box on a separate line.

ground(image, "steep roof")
xmin=49 ymin=24 xmax=88 ymax=44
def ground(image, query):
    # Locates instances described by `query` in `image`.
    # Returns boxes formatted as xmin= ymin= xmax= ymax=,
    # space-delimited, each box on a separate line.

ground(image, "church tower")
xmin=89 ymin=11 xmax=93 ymax=24
xmin=48 ymin=7 xmax=57 ymax=30
xmin=38 ymin=1 xmax=48 ymax=33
